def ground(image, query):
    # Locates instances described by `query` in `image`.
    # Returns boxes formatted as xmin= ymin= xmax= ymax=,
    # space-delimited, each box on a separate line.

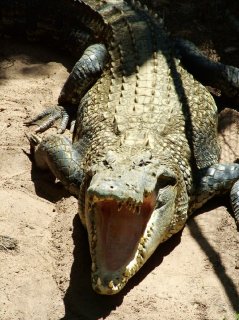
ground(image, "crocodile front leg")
xmin=191 ymin=163 xmax=239 ymax=227
xmin=174 ymin=38 xmax=239 ymax=101
xmin=25 ymin=43 xmax=109 ymax=133
xmin=230 ymin=180 xmax=239 ymax=229
xmin=27 ymin=133 xmax=83 ymax=197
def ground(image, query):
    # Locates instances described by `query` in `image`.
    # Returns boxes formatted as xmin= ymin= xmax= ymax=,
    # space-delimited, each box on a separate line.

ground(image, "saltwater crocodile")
xmin=1 ymin=0 xmax=239 ymax=295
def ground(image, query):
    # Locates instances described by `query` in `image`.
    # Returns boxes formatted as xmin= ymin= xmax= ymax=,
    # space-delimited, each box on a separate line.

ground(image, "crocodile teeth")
xmin=138 ymin=243 xmax=143 ymax=252
xmin=97 ymin=277 xmax=102 ymax=287
xmin=121 ymin=277 xmax=127 ymax=283
xmin=139 ymin=237 xmax=145 ymax=245
xmin=124 ymin=268 xmax=131 ymax=277
xmin=136 ymin=255 xmax=144 ymax=265
xmin=136 ymin=205 xmax=141 ymax=215
xmin=108 ymin=280 xmax=114 ymax=289
xmin=91 ymin=263 xmax=96 ymax=272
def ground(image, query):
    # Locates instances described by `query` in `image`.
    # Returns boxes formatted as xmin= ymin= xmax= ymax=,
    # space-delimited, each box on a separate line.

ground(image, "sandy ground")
xmin=0 ymin=2 xmax=239 ymax=320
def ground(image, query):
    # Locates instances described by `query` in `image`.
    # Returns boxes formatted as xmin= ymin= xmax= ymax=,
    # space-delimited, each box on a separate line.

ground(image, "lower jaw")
xmin=90 ymin=242 xmax=147 ymax=294
xmin=92 ymin=273 xmax=126 ymax=295
xmin=91 ymin=267 xmax=134 ymax=295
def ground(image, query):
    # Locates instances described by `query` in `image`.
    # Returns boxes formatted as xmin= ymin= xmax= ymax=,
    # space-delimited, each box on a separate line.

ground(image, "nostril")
xmin=110 ymin=185 xmax=114 ymax=189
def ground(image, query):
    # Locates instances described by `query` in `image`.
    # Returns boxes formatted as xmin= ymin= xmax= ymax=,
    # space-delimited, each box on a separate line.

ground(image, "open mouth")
xmin=86 ymin=192 xmax=157 ymax=293
xmin=95 ymin=194 xmax=156 ymax=270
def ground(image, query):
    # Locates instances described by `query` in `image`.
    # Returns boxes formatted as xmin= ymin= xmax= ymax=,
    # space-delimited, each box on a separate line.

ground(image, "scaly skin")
xmin=2 ymin=0 xmax=239 ymax=294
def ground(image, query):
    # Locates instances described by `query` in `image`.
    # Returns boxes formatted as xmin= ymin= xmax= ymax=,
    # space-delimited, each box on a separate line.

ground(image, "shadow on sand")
xmin=61 ymin=214 xmax=182 ymax=320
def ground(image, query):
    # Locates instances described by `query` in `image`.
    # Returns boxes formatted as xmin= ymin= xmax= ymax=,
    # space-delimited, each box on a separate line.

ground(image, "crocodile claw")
xmin=25 ymin=132 xmax=42 ymax=147
xmin=70 ymin=120 xmax=76 ymax=133
xmin=24 ymin=105 xmax=69 ymax=133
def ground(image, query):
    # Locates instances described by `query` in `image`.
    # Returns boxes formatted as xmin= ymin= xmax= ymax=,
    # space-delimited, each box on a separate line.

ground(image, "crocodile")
xmin=1 ymin=0 xmax=239 ymax=295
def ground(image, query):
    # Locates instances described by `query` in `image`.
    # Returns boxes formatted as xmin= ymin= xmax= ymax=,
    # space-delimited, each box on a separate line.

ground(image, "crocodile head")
xmin=84 ymin=151 xmax=187 ymax=294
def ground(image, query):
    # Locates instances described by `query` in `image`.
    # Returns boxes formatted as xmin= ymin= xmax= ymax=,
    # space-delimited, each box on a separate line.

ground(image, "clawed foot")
xmin=24 ymin=105 xmax=70 ymax=134
xmin=24 ymin=133 xmax=42 ymax=159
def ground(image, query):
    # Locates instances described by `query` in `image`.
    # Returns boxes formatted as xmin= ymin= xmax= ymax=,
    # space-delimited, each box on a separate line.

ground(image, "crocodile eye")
xmin=157 ymin=175 xmax=176 ymax=189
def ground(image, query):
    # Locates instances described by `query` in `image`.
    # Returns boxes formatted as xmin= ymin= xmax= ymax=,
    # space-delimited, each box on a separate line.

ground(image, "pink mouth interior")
xmin=95 ymin=194 xmax=156 ymax=271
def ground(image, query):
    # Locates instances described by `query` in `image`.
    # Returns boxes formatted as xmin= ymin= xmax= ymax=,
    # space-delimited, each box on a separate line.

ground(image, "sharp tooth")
xmin=140 ymin=250 xmax=146 ymax=258
xmin=92 ymin=275 xmax=97 ymax=284
xmin=130 ymin=266 xmax=135 ymax=275
xmin=92 ymin=262 xmax=96 ymax=272
xmin=138 ymin=244 xmax=143 ymax=252
xmin=97 ymin=277 xmax=102 ymax=287
xmin=92 ymin=235 xmax=97 ymax=242
xmin=136 ymin=205 xmax=141 ymax=215
xmin=121 ymin=277 xmax=126 ymax=283
xmin=140 ymin=237 xmax=145 ymax=245
xmin=137 ymin=255 xmax=143 ymax=264
xmin=108 ymin=280 xmax=114 ymax=289
xmin=124 ymin=269 xmax=131 ymax=277
xmin=118 ymin=203 xmax=123 ymax=211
